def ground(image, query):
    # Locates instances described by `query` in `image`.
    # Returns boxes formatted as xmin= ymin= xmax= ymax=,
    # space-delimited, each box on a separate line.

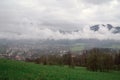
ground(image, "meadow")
xmin=70 ymin=45 xmax=85 ymax=51
xmin=0 ymin=58 xmax=120 ymax=80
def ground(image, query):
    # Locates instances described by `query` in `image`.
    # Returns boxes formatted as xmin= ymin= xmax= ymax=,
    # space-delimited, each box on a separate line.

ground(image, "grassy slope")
xmin=0 ymin=59 xmax=120 ymax=80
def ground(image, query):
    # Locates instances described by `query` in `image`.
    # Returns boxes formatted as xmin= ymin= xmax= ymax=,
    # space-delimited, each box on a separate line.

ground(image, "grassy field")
xmin=0 ymin=59 xmax=120 ymax=80
xmin=70 ymin=45 xmax=85 ymax=51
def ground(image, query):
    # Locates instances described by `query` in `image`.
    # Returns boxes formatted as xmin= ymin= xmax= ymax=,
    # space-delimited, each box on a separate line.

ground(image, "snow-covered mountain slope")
xmin=90 ymin=24 xmax=120 ymax=34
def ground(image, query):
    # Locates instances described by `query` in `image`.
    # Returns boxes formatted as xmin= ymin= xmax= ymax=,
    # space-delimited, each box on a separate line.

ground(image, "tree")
xmin=87 ymin=48 xmax=114 ymax=72
xmin=114 ymin=51 xmax=120 ymax=70
xmin=63 ymin=51 xmax=75 ymax=68
xmin=87 ymin=51 xmax=98 ymax=71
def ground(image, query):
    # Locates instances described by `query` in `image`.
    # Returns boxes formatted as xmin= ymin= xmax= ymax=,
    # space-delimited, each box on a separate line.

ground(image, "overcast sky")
xmin=0 ymin=0 xmax=120 ymax=40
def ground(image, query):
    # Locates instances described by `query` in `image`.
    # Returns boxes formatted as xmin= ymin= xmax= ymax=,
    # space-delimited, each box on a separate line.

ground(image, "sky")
xmin=0 ymin=0 xmax=120 ymax=40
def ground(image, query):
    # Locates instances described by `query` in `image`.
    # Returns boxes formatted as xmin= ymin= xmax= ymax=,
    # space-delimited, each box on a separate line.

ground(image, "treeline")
xmin=87 ymin=48 xmax=120 ymax=71
xmin=26 ymin=51 xmax=87 ymax=67
xmin=26 ymin=48 xmax=120 ymax=72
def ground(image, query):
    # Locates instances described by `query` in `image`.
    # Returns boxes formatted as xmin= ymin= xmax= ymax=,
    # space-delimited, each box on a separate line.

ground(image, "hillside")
xmin=0 ymin=59 xmax=120 ymax=80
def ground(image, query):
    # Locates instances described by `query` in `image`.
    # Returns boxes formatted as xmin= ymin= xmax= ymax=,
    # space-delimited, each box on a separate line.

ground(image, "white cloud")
xmin=0 ymin=24 xmax=120 ymax=40
xmin=81 ymin=0 xmax=113 ymax=5
xmin=0 ymin=0 xmax=120 ymax=40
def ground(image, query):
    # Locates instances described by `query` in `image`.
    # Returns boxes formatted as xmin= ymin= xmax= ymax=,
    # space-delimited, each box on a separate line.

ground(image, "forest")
xmin=26 ymin=48 xmax=120 ymax=72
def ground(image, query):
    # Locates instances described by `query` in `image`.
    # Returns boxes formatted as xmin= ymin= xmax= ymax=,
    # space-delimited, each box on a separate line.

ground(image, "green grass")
xmin=70 ymin=45 xmax=85 ymax=51
xmin=111 ymin=45 xmax=120 ymax=49
xmin=0 ymin=59 xmax=120 ymax=80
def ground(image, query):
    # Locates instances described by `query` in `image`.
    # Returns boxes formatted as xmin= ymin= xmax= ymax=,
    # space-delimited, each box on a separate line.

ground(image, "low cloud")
xmin=0 ymin=25 xmax=120 ymax=40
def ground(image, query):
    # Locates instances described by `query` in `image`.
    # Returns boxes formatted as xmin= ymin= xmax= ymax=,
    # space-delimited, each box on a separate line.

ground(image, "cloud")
xmin=81 ymin=0 xmax=113 ymax=5
xmin=0 ymin=25 xmax=120 ymax=40
xmin=0 ymin=0 xmax=120 ymax=40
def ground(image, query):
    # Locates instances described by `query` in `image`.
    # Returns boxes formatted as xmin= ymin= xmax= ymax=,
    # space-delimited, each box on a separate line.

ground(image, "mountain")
xmin=90 ymin=24 xmax=120 ymax=34
xmin=90 ymin=24 xmax=99 ymax=31
xmin=58 ymin=24 xmax=120 ymax=35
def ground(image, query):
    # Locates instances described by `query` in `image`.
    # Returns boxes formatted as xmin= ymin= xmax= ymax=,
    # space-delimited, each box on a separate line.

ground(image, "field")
xmin=0 ymin=59 xmax=120 ymax=80
xmin=70 ymin=44 xmax=85 ymax=51
xmin=70 ymin=44 xmax=120 ymax=52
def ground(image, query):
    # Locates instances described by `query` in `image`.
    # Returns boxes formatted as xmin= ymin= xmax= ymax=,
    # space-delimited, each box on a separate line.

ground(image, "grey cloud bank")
xmin=0 ymin=0 xmax=120 ymax=40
